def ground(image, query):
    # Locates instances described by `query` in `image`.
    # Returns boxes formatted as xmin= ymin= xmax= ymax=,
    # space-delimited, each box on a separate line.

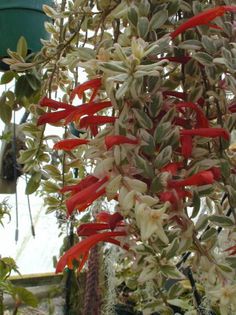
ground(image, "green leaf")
xmin=150 ymin=176 xmax=164 ymax=193
xmin=77 ymin=47 xmax=96 ymax=61
xmin=17 ymin=36 xmax=28 ymax=58
xmin=1 ymin=71 xmax=15 ymax=85
xmin=43 ymin=181 xmax=60 ymax=193
xmin=137 ymin=17 xmax=149 ymax=39
xmin=100 ymin=61 xmax=127 ymax=73
xmin=132 ymin=108 xmax=153 ymax=129
xmin=225 ymin=257 xmax=236 ymax=268
xmin=165 ymin=239 xmax=179 ymax=260
xmin=43 ymin=165 xmax=61 ymax=178
xmin=0 ymin=94 xmax=12 ymax=124
xmin=18 ymin=149 xmax=37 ymax=164
xmin=154 ymin=146 xmax=172 ymax=169
xmin=127 ymin=6 xmax=138 ymax=26
xmin=167 ymin=0 xmax=180 ymax=15
xmin=201 ymin=35 xmax=217 ymax=54
xmin=139 ymin=0 xmax=150 ymax=16
xmin=191 ymin=191 xmax=200 ymax=219
xmin=217 ymin=263 xmax=234 ymax=274
xmin=25 ymin=173 xmax=41 ymax=195
xmin=154 ymin=122 xmax=171 ymax=144
xmin=208 ymin=215 xmax=234 ymax=227
xmin=178 ymin=40 xmax=202 ymax=50
xmin=26 ymin=74 xmax=41 ymax=91
xmin=200 ymin=227 xmax=217 ymax=242
xmin=135 ymin=155 xmax=153 ymax=178
xmin=167 ymin=281 xmax=184 ymax=299
xmin=141 ymin=134 xmax=156 ymax=156
xmin=13 ymin=287 xmax=38 ymax=307
xmin=160 ymin=265 xmax=183 ymax=279
xmin=15 ymin=75 xmax=34 ymax=99
xmin=193 ymin=52 xmax=213 ymax=66
xmin=149 ymin=10 xmax=168 ymax=30
xmin=167 ymin=299 xmax=190 ymax=310
xmin=148 ymin=94 xmax=163 ymax=118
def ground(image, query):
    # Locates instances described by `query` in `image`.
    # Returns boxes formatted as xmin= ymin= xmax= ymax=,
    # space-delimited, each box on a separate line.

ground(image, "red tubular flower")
xmin=38 ymin=101 xmax=112 ymax=126
xmin=160 ymin=162 xmax=184 ymax=175
xmin=56 ymin=230 xmax=127 ymax=273
xmin=105 ymin=135 xmax=139 ymax=150
xmin=70 ymin=78 xmax=102 ymax=102
xmin=60 ymin=175 xmax=98 ymax=194
xmin=181 ymin=128 xmax=230 ymax=141
xmin=77 ymin=212 xmax=124 ymax=235
xmin=75 ymin=187 xmax=106 ymax=213
xmin=77 ymin=223 xmax=110 ymax=236
xmin=53 ymin=139 xmax=90 ymax=150
xmin=175 ymin=102 xmax=209 ymax=128
xmin=171 ymin=6 xmax=236 ymax=39
xmin=168 ymin=168 xmax=221 ymax=188
xmin=66 ymin=176 xmax=109 ymax=215
xmin=40 ymin=97 xmax=74 ymax=110
xmin=159 ymin=189 xmax=192 ymax=209
xmin=180 ymin=135 xmax=193 ymax=159
xmin=79 ymin=115 xmax=117 ymax=129
xmin=37 ymin=108 xmax=75 ymax=126
xmin=64 ymin=101 xmax=112 ymax=124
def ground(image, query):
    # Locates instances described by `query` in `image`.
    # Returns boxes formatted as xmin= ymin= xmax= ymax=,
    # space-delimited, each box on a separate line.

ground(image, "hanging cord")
xmin=25 ymin=175 xmax=35 ymax=237
xmin=12 ymin=111 xmax=19 ymax=243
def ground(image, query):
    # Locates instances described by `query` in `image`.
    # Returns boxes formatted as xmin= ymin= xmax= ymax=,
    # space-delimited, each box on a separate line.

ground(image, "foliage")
xmin=0 ymin=257 xmax=38 ymax=314
xmin=2 ymin=0 xmax=236 ymax=314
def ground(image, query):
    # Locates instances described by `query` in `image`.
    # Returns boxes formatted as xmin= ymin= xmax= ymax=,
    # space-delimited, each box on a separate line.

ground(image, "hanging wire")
xmin=25 ymin=175 xmax=35 ymax=237
xmin=12 ymin=111 xmax=19 ymax=243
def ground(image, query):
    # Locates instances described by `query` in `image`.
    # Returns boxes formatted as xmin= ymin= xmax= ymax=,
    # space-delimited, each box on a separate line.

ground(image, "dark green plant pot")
xmin=0 ymin=0 xmax=54 ymax=69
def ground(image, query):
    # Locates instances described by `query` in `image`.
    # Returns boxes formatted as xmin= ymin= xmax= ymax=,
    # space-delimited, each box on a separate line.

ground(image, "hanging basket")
xmin=0 ymin=0 xmax=54 ymax=70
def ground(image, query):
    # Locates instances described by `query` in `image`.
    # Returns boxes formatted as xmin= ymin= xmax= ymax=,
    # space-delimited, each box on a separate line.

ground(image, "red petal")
xmin=160 ymin=162 xmax=184 ymax=175
xmin=56 ymin=231 xmax=126 ymax=273
xmin=66 ymin=177 xmax=108 ymax=215
xmin=168 ymin=170 xmax=215 ymax=188
xmin=37 ymin=109 xmax=74 ymax=125
xmin=70 ymin=78 xmax=102 ymax=102
xmin=180 ymin=135 xmax=193 ymax=159
xmin=77 ymin=223 xmax=110 ymax=236
xmin=108 ymin=212 xmax=124 ymax=230
xmin=181 ymin=128 xmax=230 ymax=141
xmin=40 ymin=97 xmax=74 ymax=110
xmin=105 ymin=135 xmax=139 ymax=150
xmin=171 ymin=6 xmax=234 ymax=39
xmin=96 ymin=211 xmax=111 ymax=223
xmin=64 ymin=101 xmax=112 ymax=124
xmin=60 ymin=175 xmax=98 ymax=193
xmin=79 ymin=115 xmax=117 ymax=129
xmin=176 ymin=102 xmax=209 ymax=128
xmin=75 ymin=188 xmax=106 ymax=213
xmin=53 ymin=139 xmax=89 ymax=150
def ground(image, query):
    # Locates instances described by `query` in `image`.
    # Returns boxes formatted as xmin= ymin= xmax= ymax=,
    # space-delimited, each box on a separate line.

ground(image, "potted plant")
xmin=0 ymin=0 xmax=54 ymax=70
